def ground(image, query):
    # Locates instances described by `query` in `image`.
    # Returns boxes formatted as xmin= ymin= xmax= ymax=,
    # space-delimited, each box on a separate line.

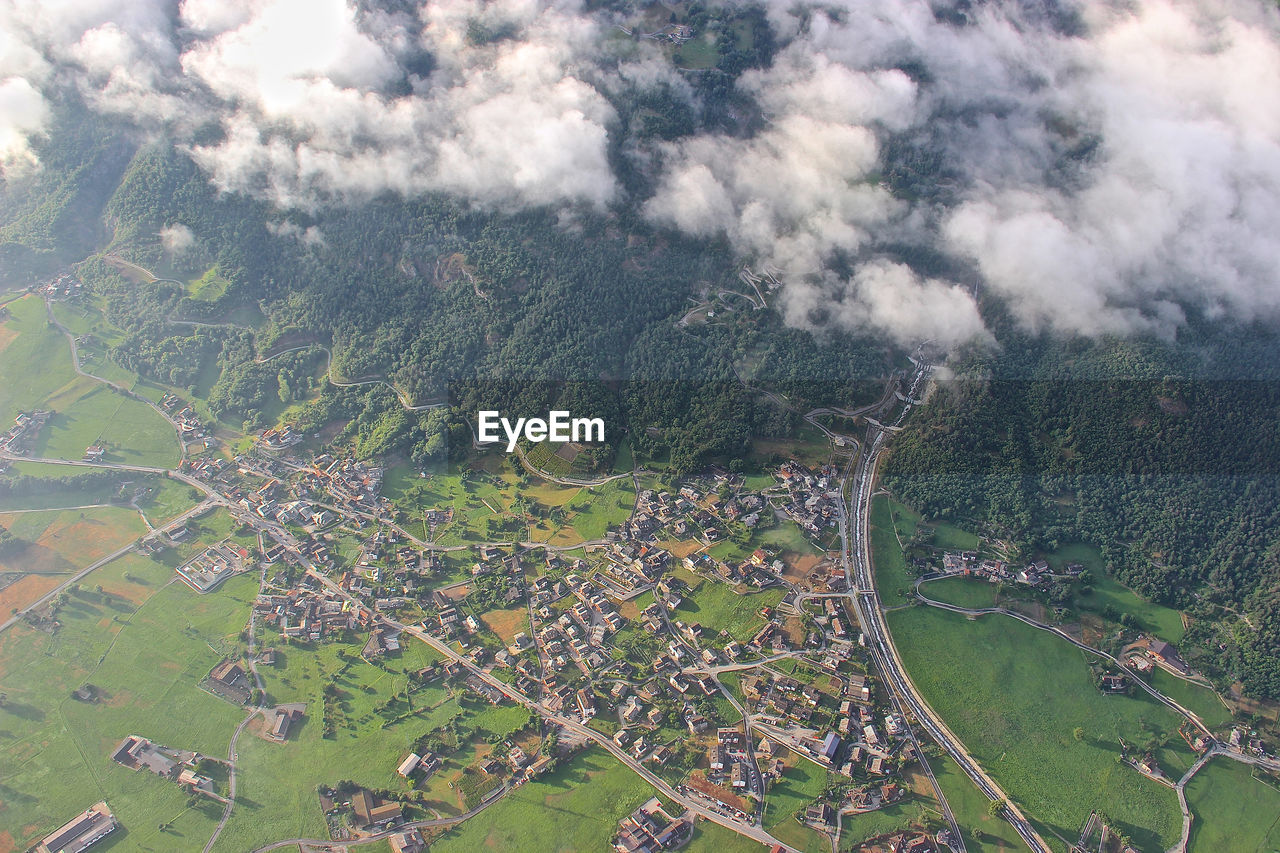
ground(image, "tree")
xmin=1073 ymin=727 xmax=1084 ymax=742
xmin=988 ymin=799 xmax=1006 ymax=817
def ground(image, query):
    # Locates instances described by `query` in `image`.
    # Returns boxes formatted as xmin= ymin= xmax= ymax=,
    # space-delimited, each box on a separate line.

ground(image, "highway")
xmin=835 ymin=362 xmax=1053 ymax=853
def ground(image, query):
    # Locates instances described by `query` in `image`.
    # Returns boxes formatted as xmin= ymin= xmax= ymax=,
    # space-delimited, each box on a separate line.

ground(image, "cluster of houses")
xmin=612 ymin=797 xmax=692 ymax=853
xmin=110 ymin=735 xmax=217 ymax=796
xmin=1228 ymin=727 xmax=1275 ymax=761
xmin=259 ymin=424 xmax=304 ymax=450
xmin=176 ymin=540 xmax=252 ymax=592
xmin=530 ymin=571 xmax=628 ymax=677
xmin=39 ymin=271 xmax=82 ymax=299
xmin=626 ymin=477 xmax=766 ymax=544
xmin=683 ymin=548 xmax=785 ymax=589
xmin=597 ymin=541 xmax=671 ymax=594
xmin=939 ymin=551 xmax=1084 ymax=587
xmin=255 ymin=587 xmax=376 ymax=641
xmin=736 ymin=661 xmax=915 ymax=782
xmin=292 ymin=453 xmax=388 ymax=518
xmin=774 ymin=462 xmax=842 ymax=538
xmin=1 ymin=410 xmax=50 ymax=455
xmin=159 ymin=393 xmax=209 ymax=445
xmin=704 ymin=727 xmax=759 ymax=796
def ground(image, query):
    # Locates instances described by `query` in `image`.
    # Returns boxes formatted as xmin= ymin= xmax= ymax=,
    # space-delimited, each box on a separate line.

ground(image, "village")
xmin=25 ymin=424 xmax=1276 ymax=853
xmin=27 ymin=429 xmax=953 ymax=852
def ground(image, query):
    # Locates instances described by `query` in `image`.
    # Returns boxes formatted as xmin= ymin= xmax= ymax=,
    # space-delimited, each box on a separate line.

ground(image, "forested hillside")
xmin=882 ymin=334 xmax=1280 ymax=699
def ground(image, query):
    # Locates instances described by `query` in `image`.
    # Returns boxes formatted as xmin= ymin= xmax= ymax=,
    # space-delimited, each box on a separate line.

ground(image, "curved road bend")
xmin=913 ymin=579 xmax=1215 ymax=739
xmin=44 ymin=297 xmax=190 ymax=464
xmin=839 ymin=365 xmax=1053 ymax=853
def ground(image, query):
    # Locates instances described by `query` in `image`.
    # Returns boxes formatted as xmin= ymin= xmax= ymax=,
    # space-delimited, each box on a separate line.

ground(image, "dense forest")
xmin=881 ymin=334 xmax=1280 ymax=700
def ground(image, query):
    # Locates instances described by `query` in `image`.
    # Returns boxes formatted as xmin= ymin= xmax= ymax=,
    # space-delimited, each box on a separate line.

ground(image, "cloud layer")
xmin=3 ymin=0 xmax=1280 ymax=347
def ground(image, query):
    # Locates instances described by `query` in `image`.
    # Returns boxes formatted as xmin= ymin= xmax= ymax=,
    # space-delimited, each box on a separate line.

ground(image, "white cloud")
xmin=0 ymin=76 xmax=48 ymax=170
xmin=159 ymin=222 xmax=196 ymax=254
xmin=2 ymin=0 xmax=1280 ymax=348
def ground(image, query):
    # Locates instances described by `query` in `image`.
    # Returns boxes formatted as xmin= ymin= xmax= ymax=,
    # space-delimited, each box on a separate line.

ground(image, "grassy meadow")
xmin=674 ymin=578 xmax=784 ymax=644
xmin=429 ymin=748 xmax=656 ymax=853
xmin=0 ymin=535 xmax=255 ymax=853
xmin=1185 ymin=756 xmax=1280 ymax=852
xmin=761 ymin=754 xmax=829 ymax=853
xmin=887 ymin=607 xmax=1182 ymax=852
xmin=0 ymin=295 xmax=179 ymax=468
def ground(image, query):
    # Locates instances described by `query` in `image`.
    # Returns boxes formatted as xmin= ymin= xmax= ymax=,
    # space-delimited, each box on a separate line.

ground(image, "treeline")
xmin=0 ymin=470 xmax=134 ymax=501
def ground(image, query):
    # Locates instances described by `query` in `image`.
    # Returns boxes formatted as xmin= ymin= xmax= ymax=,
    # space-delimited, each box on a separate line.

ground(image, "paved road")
xmin=0 ymin=490 xmax=216 ymax=633
xmin=836 ymin=363 xmax=1050 ymax=853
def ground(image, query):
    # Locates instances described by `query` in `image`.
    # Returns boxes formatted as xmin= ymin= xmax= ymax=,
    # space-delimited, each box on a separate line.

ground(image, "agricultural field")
xmin=931 ymin=753 xmax=1026 ymax=852
xmin=917 ymin=576 xmax=1000 ymax=609
xmin=0 ymin=504 xmax=153 ymax=615
xmin=1185 ymin=757 xmax=1280 ymax=852
xmin=761 ymin=753 xmax=829 ymax=853
xmin=0 ymin=535 xmax=256 ymax=853
xmin=210 ymin=633 xmax=529 ymax=852
xmin=1052 ymin=543 xmax=1186 ymax=644
xmin=886 ymin=606 xmax=1183 ymax=852
xmin=870 ymin=495 xmax=915 ymax=606
xmin=673 ymin=577 xmax=784 ymax=643
xmin=746 ymin=424 xmax=833 ymax=470
xmin=0 ymin=295 xmax=180 ymax=468
xmin=429 ymin=748 xmax=656 ymax=853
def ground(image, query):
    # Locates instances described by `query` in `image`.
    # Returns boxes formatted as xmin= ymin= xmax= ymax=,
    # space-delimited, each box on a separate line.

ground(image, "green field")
xmin=918 ymin=576 xmax=999 ymax=609
xmin=673 ymin=36 xmax=719 ymax=68
xmin=763 ymin=755 xmax=829 ymax=853
xmin=931 ymin=753 xmax=1026 ymax=851
xmin=674 ymin=579 xmax=783 ymax=643
xmin=870 ymin=495 xmax=915 ymax=605
xmin=887 ymin=607 xmax=1182 ymax=851
xmin=208 ymin=632 xmax=530 ymax=852
xmin=430 ymin=748 xmax=657 ymax=853
xmin=684 ymin=818 xmax=768 ymax=853
xmin=706 ymin=511 xmax=822 ymax=566
xmin=0 ymin=467 xmax=198 ymax=524
xmin=930 ymin=521 xmax=981 ymax=551
xmin=0 ymin=295 xmax=180 ymax=467
xmin=1052 ymin=543 xmax=1186 ymax=643
xmin=187 ymin=266 xmax=230 ymax=302
xmin=383 ymin=456 xmax=628 ymax=549
xmin=1148 ymin=668 xmax=1233 ymax=730
xmin=553 ymin=476 xmax=635 ymax=543
xmin=1185 ymin=757 xmax=1280 ymax=852
xmin=0 ymin=537 xmax=255 ymax=852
